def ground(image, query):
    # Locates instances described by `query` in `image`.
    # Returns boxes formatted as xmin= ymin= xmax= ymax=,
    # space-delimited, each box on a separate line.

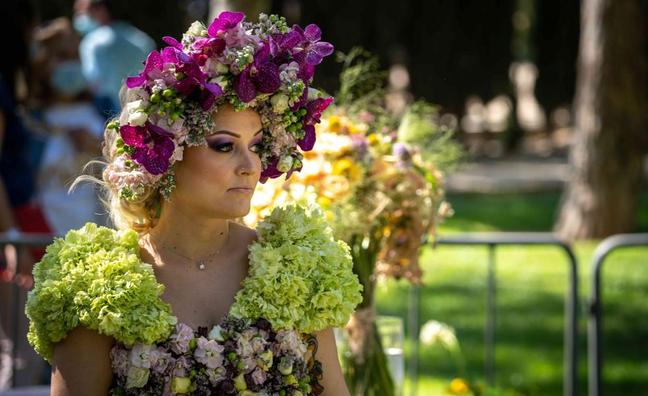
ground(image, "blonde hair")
xmin=72 ymin=86 xmax=161 ymax=233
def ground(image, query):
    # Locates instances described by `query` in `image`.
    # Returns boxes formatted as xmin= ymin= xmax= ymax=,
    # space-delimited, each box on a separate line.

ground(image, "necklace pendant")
xmin=198 ymin=261 xmax=206 ymax=270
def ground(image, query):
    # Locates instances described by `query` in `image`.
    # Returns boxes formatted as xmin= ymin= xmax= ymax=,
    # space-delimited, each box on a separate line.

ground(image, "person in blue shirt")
xmin=73 ymin=0 xmax=156 ymax=119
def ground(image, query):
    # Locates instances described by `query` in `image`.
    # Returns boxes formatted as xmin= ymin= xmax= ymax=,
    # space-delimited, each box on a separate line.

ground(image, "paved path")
xmin=446 ymin=156 xmax=648 ymax=193
xmin=446 ymin=157 xmax=568 ymax=193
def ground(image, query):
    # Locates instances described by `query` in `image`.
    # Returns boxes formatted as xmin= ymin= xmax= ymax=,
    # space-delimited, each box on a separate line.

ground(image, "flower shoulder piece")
xmin=25 ymin=223 xmax=177 ymax=362
xmin=106 ymin=12 xmax=335 ymax=201
xmin=230 ymin=204 xmax=363 ymax=333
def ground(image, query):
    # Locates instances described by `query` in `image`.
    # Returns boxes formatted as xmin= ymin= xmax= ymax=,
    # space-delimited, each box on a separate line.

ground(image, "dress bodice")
xmin=26 ymin=204 xmax=363 ymax=395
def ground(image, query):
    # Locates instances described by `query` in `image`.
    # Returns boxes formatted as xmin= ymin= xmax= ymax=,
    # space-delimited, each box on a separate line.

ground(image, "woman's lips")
xmin=228 ymin=187 xmax=254 ymax=193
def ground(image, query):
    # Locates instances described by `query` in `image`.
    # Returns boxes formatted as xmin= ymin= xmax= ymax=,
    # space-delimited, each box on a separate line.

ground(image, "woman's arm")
xmin=314 ymin=327 xmax=351 ymax=396
xmin=50 ymin=326 xmax=115 ymax=396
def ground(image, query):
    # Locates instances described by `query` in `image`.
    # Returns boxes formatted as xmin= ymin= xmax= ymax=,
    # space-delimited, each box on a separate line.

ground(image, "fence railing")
xmin=407 ymin=233 xmax=579 ymax=396
xmin=587 ymin=233 xmax=648 ymax=396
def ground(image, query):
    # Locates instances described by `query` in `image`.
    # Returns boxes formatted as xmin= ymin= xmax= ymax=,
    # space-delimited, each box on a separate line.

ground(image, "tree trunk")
xmin=555 ymin=0 xmax=647 ymax=240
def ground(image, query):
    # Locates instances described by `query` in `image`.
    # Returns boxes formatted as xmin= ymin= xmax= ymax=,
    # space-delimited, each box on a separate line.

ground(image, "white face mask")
xmin=50 ymin=61 xmax=87 ymax=97
xmin=73 ymin=13 xmax=99 ymax=36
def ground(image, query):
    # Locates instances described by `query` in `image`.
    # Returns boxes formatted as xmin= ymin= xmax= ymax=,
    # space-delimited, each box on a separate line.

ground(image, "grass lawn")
xmin=374 ymin=190 xmax=648 ymax=396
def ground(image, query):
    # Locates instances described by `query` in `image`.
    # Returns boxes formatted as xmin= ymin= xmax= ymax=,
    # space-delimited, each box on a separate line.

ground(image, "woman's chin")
xmin=220 ymin=203 xmax=251 ymax=219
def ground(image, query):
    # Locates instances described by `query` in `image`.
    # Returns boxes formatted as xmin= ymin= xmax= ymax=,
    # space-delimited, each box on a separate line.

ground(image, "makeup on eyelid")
xmin=206 ymin=138 xmax=263 ymax=152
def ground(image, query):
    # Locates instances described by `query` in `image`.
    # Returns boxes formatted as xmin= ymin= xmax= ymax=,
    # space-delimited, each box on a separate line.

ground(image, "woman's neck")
xmin=147 ymin=202 xmax=231 ymax=261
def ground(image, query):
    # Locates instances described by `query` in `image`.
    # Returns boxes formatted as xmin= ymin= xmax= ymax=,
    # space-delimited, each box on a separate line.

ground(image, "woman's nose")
xmin=236 ymin=148 xmax=258 ymax=176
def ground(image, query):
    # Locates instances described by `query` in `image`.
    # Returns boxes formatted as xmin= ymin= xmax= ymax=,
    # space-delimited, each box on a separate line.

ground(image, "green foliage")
xmin=231 ymin=204 xmax=363 ymax=333
xmin=398 ymin=101 xmax=465 ymax=172
xmin=335 ymin=47 xmax=388 ymax=109
xmin=25 ymin=223 xmax=177 ymax=362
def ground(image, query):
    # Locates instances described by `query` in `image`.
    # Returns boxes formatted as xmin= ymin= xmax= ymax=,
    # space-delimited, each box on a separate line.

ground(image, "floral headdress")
xmin=105 ymin=12 xmax=334 ymax=201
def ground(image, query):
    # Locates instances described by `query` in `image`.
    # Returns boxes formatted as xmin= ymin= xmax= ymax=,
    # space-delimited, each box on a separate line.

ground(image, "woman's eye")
xmin=208 ymin=142 xmax=233 ymax=153
xmin=250 ymin=142 xmax=263 ymax=154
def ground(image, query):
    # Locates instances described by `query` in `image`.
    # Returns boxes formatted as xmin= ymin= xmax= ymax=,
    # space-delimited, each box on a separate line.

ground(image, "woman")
xmin=26 ymin=11 xmax=362 ymax=395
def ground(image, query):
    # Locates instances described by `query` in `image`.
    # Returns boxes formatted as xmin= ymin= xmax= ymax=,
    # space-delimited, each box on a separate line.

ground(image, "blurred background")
xmin=0 ymin=0 xmax=646 ymax=395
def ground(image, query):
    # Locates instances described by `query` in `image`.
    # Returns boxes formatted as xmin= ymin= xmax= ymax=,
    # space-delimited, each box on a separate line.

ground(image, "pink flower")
xmin=206 ymin=367 xmax=227 ymax=385
xmin=169 ymin=323 xmax=194 ymax=355
xmin=292 ymin=24 xmax=334 ymax=66
xmin=110 ymin=346 xmax=129 ymax=377
xmin=120 ymin=123 xmax=175 ymax=175
xmin=274 ymin=330 xmax=307 ymax=357
xmin=126 ymin=50 xmax=164 ymax=88
xmin=236 ymin=328 xmax=264 ymax=357
xmin=241 ymin=356 xmax=258 ymax=373
xmin=150 ymin=347 xmax=174 ymax=374
xmin=234 ymin=45 xmax=281 ymax=103
xmin=298 ymin=97 xmax=334 ymax=151
xmin=129 ymin=343 xmax=153 ymax=369
xmin=250 ymin=367 xmax=267 ymax=385
xmin=171 ymin=355 xmax=190 ymax=377
xmin=193 ymin=337 xmax=225 ymax=369
xmin=207 ymin=11 xmax=245 ymax=37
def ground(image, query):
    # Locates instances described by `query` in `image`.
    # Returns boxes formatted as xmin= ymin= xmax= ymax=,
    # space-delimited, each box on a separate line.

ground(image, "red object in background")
xmin=13 ymin=203 xmax=52 ymax=260
xmin=0 ymin=203 xmax=52 ymax=287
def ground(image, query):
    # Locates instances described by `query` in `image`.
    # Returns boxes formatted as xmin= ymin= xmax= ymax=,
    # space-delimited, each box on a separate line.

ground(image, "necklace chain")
xmin=147 ymin=223 xmax=231 ymax=270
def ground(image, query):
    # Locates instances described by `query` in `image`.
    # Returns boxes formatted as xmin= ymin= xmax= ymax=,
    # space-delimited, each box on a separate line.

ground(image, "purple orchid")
xmin=160 ymin=46 xmax=191 ymax=64
xmin=126 ymin=50 xmax=163 ymax=88
xmin=207 ymin=11 xmax=245 ymax=37
xmin=293 ymin=24 xmax=334 ymax=66
xmin=298 ymin=125 xmax=317 ymax=151
xmin=154 ymin=46 xmax=223 ymax=110
xmin=120 ymin=123 xmax=175 ymax=175
xmin=234 ymin=45 xmax=281 ymax=102
xmin=304 ymin=97 xmax=334 ymax=125
xmin=298 ymin=62 xmax=315 ymax=82
xmin=162 ymin=36 xmax=182 ymax=50
xmin=175 ymin=60 xmax=223 ymax=110
xmin=297 ymin=97 xmax=334 ymax=151
xmin=269 ymin=29 xmax=302 ymax=62
xmin=260 ymin=158 xmax=283 ymax=182
xmin=191 ymin=37 xmax=226 ymax=60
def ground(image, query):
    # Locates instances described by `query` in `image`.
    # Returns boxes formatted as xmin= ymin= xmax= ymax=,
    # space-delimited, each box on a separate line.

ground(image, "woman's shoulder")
xmin=230 ymin=204 xmax=363 ymax=334
xmin=230 ymin=220 xmax=259 ymax=246
xmin=26 ymin=222 xmax=176 ymax=363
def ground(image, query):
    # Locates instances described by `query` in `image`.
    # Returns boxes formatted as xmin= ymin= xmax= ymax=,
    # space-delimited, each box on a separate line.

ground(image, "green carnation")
xmin=230 ymin=204 xmax=363 ymax=333
xmin=25 ymin=223 xmax=177 ymax=363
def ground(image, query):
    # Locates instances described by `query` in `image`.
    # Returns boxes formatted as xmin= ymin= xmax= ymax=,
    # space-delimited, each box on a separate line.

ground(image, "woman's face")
xmin=170 ymin=104 xmax=263 ymax=219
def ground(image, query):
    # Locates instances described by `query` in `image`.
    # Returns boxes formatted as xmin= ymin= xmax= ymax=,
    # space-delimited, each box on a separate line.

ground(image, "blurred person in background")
xmin=0 ymin=2 xmax=51 ymax=288
xmin=73 ymin=0 xmax=156 ymax=119
xmin=0 ymin=0 xmax=50 ymax=388
xmin=31 ymin=17 xmax=106 ymax=237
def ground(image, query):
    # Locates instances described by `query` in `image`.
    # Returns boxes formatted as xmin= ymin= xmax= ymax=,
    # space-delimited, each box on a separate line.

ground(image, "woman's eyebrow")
xmin=210 ymin=128 xmax=264 ymax=138
xmin=211 ymin=130 xmax=240 ymax=138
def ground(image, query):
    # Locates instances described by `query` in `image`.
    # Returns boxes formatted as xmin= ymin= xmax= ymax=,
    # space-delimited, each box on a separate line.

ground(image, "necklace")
xmin=148 ymin=223 xmax=231 ymax=270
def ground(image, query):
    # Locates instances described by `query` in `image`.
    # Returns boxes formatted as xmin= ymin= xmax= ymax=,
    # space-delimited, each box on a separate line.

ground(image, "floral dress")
xmin=25 ymin=205 xmax=362 ymax=395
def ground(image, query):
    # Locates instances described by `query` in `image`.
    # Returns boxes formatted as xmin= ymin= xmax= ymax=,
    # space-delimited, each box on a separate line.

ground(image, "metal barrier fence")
xmin=0 ymin=233 xmax=53 ymax=388
xmin=408 ymin=233 xmax=580 ymax=396
xmin=587 ymin=233 xmax=648 ymax=396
